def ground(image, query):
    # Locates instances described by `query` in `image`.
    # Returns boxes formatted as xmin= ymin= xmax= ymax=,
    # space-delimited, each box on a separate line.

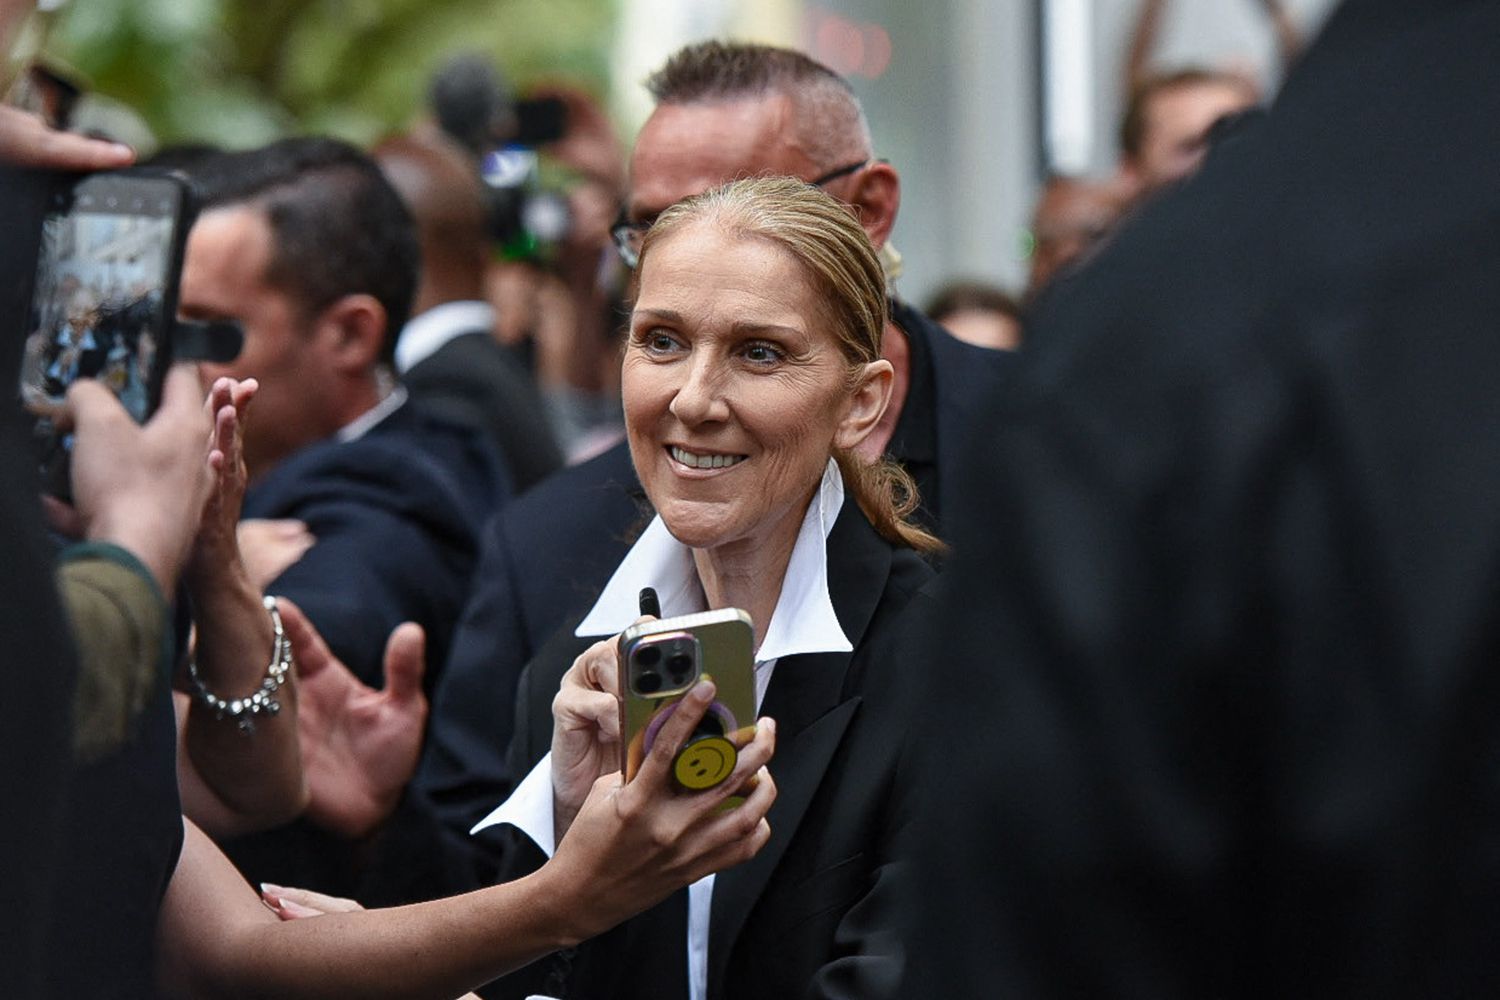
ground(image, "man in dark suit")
xmin=902 ymin=1 xmax=1500 ymax=995
xmin=178 ymin=138 xmax=508 ymax=895
xmin=375 ymin=133 xmax=563 ymax=495
xmin=181 ymin=137 xmax=508 ymax=687
xmin=411 ymin=41 xmax=1014 ymax=856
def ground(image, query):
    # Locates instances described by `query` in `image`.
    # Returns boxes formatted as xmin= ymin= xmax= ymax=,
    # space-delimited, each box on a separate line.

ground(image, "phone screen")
xmin=19 ymin=174 xmax=183 ymax=426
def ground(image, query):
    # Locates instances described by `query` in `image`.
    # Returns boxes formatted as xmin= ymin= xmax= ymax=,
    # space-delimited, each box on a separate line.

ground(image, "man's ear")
xmin=834 ymin=359 xmax=895 ymax=452
xmin=847 ymin=161 xmax=901 ymax=250
xmin=315 ymin=294 xmax=388 ymax=373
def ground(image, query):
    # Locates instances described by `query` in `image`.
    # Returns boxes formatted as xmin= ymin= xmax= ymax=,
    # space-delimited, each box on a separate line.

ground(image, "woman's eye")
xmin=743 ymin=342 xmax=782 ymax=364
xmin=641 ymin=330 xmax=680 ymax=353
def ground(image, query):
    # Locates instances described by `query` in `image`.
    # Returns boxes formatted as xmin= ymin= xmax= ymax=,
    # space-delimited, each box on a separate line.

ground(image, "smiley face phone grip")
xmin=640 ymin=695 xmax=740 ymax=790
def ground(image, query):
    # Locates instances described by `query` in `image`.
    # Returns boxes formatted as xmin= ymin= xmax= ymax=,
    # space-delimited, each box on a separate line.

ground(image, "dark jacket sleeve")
xmin=411 ymin=509 xmax=536 ymax=840
xmin=245 ymin=436 xmax=478 ymax=688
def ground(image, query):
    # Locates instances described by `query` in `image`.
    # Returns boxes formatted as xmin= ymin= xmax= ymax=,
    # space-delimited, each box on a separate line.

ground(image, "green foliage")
xmin=44 ymin=0 xmax=617 ymax=148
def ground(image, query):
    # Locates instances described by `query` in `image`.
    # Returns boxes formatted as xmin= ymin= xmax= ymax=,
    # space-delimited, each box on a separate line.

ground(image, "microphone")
xmin=428 ymin=54 xmax=516 ymax=155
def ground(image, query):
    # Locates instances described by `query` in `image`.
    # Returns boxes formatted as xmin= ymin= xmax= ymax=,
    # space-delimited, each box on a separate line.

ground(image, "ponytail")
xmin=834 ymin=450 xmax=946 ymax=555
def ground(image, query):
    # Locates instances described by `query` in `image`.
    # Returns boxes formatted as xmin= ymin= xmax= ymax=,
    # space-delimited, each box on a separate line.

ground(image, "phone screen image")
xmin=20 ymin=178 xmax=181 ymax=427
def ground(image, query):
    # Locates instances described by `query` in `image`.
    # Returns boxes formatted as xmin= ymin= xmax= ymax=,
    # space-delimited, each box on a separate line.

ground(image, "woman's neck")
xmin=691 ymin=495 xmax=812 ymax=654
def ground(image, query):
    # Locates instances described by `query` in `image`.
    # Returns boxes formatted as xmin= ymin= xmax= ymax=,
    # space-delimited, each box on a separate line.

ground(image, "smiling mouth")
xmin=668 ymin=445 xmax=748 ymax=470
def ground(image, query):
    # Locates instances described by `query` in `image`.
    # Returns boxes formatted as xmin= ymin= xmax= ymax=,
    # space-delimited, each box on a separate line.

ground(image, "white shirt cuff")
xmin=469 ymin=751 xmax=557 ymax=858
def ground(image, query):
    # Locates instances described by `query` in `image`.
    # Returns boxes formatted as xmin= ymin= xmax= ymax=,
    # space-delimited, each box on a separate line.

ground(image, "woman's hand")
xmin=551 ymin=635 xmax=626 ymax=838
xmin=260 ymin=883 xmax=364 ymax=920
xmin=547 ymin=680 xmax=777 ymax=942
xmin=187 ymin=377 xmax=257 ymax=578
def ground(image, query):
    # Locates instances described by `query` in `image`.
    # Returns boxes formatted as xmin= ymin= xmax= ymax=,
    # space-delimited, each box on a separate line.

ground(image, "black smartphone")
xmin=18 ymin=169 xmax=195 ymax=494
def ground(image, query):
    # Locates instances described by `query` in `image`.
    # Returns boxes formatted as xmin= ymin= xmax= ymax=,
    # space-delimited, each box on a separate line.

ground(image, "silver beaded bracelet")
xmin=188 ymin=594 xmax=293 ymax=735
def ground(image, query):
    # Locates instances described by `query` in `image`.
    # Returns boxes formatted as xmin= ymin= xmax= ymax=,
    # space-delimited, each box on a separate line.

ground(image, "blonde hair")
xmin=637 ymin=175 xmax=943 ymax=554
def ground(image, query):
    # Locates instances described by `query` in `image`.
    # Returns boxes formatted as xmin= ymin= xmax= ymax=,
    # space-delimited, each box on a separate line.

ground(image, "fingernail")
xmin=260 ymin=882 xmax=284 ymax=896
xmin=279 ymin=898 xmax=321 ymax=919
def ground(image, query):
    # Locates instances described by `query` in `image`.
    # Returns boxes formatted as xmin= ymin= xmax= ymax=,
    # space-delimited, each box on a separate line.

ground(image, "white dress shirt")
xmin=473 ymin=458 xmax=853 ymax=1000
xmin=392 ymin=300 xmax=497 ymax=374
xmin=335 ymin=382 xmax=407 ymax=442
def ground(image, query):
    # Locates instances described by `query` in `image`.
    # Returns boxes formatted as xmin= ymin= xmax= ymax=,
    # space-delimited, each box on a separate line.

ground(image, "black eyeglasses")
xmin=806 ymin=159 xmax=871 ymax=188
xmin=609 ymin=159 xmax=879 ymax=269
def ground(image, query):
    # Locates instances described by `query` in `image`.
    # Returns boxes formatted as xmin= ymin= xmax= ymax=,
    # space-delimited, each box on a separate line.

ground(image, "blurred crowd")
xmin=5 ymin=0 xmax=1500 ymax=997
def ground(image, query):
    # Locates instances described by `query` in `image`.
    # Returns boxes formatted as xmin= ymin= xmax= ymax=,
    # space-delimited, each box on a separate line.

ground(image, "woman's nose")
xmin=668 ymin=354 xmax=730 ymax=426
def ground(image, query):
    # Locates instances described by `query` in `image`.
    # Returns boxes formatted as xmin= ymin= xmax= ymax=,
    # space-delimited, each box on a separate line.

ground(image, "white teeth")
xmin=670 ymin=446 xmax=746 ymax=470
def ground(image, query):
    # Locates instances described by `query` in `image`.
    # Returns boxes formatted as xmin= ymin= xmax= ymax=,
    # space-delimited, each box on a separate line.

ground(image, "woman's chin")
xmin=657 ymin=502 xmax=745 ymax=552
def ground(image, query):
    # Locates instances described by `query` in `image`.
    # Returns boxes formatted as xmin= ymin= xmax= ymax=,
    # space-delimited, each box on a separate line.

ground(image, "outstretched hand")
xmin=549 ymin=680 xmax=777 ymax=942
xmin=278 ymin=598 xmax=428 ymax=839
xmin=188 ymin=377 xmax=257 ymax=576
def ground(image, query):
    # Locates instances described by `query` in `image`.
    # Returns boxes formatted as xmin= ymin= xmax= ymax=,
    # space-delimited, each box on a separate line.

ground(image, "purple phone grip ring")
xmin=641 ymin=698 xmax=738 ymax=757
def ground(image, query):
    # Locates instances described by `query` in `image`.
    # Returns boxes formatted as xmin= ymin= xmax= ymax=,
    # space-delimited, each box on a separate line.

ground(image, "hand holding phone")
xmin=548 ymin=680 xmax=776 ymax=943
xmin=19 ymin=168 xmax=194 ymax=496
xmin=61 ymin=362 xmax=214 ymax=595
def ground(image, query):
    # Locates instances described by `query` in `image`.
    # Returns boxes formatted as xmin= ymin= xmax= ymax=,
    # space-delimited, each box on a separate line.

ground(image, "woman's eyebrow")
xmin=631 ymin=307 xmax=684 ymax=325
xmin=730 ymin=321 xmax=807 ymax=341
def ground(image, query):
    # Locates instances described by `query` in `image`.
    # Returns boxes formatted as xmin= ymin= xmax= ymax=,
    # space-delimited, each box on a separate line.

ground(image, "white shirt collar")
xmin=336 ymin=382 xmax=408 ymax=442
xmin=574 ymin=457 xmax=853 ymax=662
xmin=393 ymin=300 xmax=497 ymax=373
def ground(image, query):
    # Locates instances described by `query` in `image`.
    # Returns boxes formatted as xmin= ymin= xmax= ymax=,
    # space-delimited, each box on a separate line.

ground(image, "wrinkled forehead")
xmin=626 ymin=95 xmax=817 ymax=221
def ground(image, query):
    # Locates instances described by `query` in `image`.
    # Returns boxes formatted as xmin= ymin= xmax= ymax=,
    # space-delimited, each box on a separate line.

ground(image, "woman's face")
xmin=623 ymin=222 xmax=882 ymax=554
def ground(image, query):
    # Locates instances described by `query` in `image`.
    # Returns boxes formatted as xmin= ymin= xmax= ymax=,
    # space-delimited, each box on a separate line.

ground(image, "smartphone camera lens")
xmin=634 ymin=644 xmax=662 ymax=668
xmin=667 ymin=653 xmax=693 ymax=683
xmin=636 ymin=671 xmax=662 ymax=694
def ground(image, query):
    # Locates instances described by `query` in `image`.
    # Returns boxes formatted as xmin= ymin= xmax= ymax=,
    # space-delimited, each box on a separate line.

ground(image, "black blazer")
xmin=888 ymin=298 xmax=1014 ymax=535
xmin=412 ymin=443 xmax=643 ymax=843
xmin=903 ymin=1 xmax=1500 ymax=996
xmin=240 ymin=398 xmax=508 ymax=687
xmin=401 ymin=328 xmax=564 ymax=494
xmin=412 ymin=303 xmax=1006 ymax=852
xmin=486 ymin=502 xmax=934 ymax=1000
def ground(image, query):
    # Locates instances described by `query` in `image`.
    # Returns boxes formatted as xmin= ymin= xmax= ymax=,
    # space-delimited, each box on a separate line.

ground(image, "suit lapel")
xmin=705 ymin=508 xmax=892 ymax=997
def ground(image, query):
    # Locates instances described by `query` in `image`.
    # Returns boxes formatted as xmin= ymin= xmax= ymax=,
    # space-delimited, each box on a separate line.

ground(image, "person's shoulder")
xmin=245 ymin=430 xmax=474 ymax=531
xmin=408 ymin=331 xmax=529 ymax=384
xmin=828 ymin=502 xmax=937 ymax=640
xmin=895 ymin=300 xmax=1016 ymax=432
xmin=500 ymin=441 xmax=641 ymax=539
xmin=476 ymin=440 xmax=643 ymax=630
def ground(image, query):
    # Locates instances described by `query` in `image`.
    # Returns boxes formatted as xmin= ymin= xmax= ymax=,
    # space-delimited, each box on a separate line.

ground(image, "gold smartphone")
xmin=617 ymin=608 xmax=757 ymax=790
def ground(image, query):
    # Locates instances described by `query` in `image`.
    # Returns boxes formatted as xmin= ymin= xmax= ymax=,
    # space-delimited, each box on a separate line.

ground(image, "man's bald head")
xmin=373 ymin=132 xmax=489 ymax=309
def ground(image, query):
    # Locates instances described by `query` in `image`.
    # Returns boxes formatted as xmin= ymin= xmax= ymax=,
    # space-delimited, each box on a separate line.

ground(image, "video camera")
xmin=429 ymin=54 xmax=572 ymax=261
